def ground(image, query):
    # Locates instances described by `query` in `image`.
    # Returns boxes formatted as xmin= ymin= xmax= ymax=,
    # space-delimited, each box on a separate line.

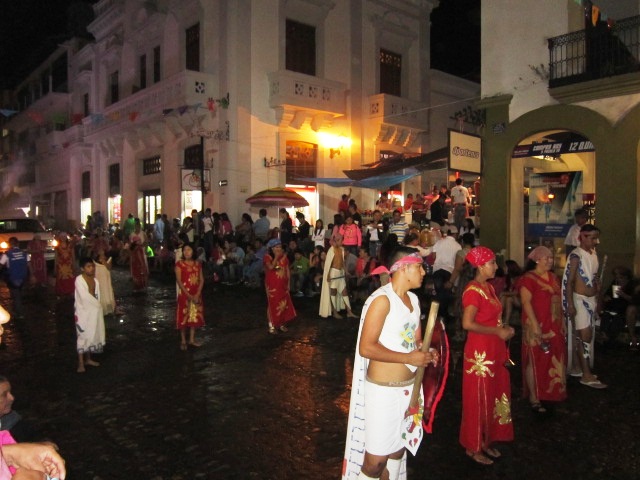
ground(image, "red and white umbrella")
xmin=245 ymin=187 xmax=309 ymax=208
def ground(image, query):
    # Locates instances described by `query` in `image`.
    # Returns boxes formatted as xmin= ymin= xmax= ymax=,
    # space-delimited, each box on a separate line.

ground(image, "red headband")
xmin=465 ymin=246 xmax=495 ymax=267
xmin=371 ymin=252 xmax=422 ymax=275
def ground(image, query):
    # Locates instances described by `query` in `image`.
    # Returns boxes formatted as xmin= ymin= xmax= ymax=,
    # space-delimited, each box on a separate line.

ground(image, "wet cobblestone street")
xmin=0 ymin=267 xmax=638 ymax=479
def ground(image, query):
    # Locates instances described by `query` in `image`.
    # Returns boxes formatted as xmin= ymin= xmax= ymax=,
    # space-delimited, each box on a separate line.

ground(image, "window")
xmin=139 ymin=54 xmax=147 ymax=89
xmin=380 ymin=49 xmax=402 ymax=96
xmin=110 ymin=71 xmax=119 ymax=104
xmin=184 ymin=144 xmax=202 ymax=169
xmin=153 ymin=46 xmax=161 ymax=83
xmin=51 ymin=53 xmax=68 ymax=93
xmin=109 ymin=163 xmax=120 ymax=195
xmin=286 ymin=19 xmax=316 ymax=76
xmin=142 ymin=155 xmax=161 ymax=175
xmin=286 ymin=141 xmax=317 ymax=184
xmin=83 ymin=93 xmax=90 ymax=117
xmin=143 ymin=190 xmax=161 ymax=225
xmin=186 ymin=23 xmax=200 ymax=71
xmin=81 ymin=171 xmax=91 ymax=199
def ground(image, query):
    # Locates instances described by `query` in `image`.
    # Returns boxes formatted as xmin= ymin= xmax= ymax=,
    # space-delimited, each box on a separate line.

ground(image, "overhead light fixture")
xmin=318 ymin=132 xmax=352 ymax=159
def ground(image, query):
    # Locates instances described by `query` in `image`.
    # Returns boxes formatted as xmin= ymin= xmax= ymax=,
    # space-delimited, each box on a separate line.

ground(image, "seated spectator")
xmin=242 ymin=238 xmax=266 ymax=288
xmin=600 ymin=266 xmax=640 ymax=348
xmin=307 ymin=246 xmax=324 ymax=296
xmin=379 ymin=233 xmax=399 ymax=267
xmin=223 ymin=240 xmax=245 ymax=284
xmin=290 ymin=249 xmax=310 ymax=296
xmin=351 ymin=246 xmax=379 ymax=304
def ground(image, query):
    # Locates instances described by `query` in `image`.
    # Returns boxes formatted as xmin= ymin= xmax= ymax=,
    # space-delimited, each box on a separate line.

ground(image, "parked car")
xmin=0 ymin=218 xmax=57 ymax=262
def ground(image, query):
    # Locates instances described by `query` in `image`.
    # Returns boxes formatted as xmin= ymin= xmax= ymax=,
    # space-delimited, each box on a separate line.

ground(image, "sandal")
xmin=279 ymin=325 xmax=288 ymax=332
xmin=530 ymin=402 xmax=547 ymax=414
xmin=268 ymin=326 xmax=277 ymax=334
xmin=466 ymin=450 xmax=493 ymax=465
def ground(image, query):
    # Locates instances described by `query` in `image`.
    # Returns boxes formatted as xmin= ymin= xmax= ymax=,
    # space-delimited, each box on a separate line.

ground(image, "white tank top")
xmin=367 ymin=282 xmax=421 ymax=373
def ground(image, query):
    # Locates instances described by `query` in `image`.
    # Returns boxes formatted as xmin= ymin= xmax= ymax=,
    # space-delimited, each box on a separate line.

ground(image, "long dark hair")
xmin=455 ymin=260 xmax=479 ymax=321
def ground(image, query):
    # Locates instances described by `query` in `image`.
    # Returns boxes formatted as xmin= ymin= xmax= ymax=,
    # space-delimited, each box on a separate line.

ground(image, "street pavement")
xmin=0 ymin=267 xmax=638 ymax=479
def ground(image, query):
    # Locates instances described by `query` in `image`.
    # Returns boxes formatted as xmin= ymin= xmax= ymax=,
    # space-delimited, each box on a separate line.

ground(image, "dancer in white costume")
xmin=343 ymin=248 xmax=438 ymax=480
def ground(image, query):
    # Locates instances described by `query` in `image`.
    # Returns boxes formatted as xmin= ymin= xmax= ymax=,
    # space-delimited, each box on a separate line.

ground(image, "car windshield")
xmin=0 ymin=219 xmax=46 ymax=234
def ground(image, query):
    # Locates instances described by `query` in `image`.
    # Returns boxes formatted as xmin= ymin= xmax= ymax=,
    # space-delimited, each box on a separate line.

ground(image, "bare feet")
xmin=85 ymin=359 xmax=100 ymax=367
xmin=466 ymin=450 xmax=493 ymax=465
xmin=279 ymin=325 xmax=288 ymax=332
xmin=77 ymin=366 xmax=86 ymax=373
xmin=188 ymin=341 xmax=203 ymax=348
xmin=346 ymin=311 xmax=358 ymax=318
xmin=332 ymin=311 xmax=343 ymax=319
xmin=180 ymin=342 xmax=187 ymax=351
xmin=483 ymin=447 xmax=501 ymax=458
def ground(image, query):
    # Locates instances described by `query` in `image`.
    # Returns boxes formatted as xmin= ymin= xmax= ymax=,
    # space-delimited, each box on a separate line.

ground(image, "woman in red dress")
xmin=175 ymin=244 xmax=204 ymax=350
xmin=519 ymin=246 xmax=567 ymax=413
xmin=263 ymin=239 xmax=296 ymax=334
xmin=27 ymin=234 xmax=48 ymax=286
xmin=129 ymin=221 xmax=149 ymax=291
xmin=459 ymin=246 xmax=515 ymax=465
xmin=54 ymin=235 xmax=76 ymax=296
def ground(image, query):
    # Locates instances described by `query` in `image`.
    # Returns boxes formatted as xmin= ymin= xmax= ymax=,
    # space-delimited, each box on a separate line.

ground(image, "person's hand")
xmin=566 ymin=304 xmax=576 ymax=318
xmin=2 ymin=442 xmax=66 ymax=480
xmin=12 ymin=468 xmax=52 ymax=480
xmin=496 ymin=326 xmax=515 ymax=341
xmin=407 ymin=349 xmax=438 ymax=367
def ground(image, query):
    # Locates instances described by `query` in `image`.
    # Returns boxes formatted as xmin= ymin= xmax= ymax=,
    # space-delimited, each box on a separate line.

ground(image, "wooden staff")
xmin=405 ymin=301 xmax=439 ymax=427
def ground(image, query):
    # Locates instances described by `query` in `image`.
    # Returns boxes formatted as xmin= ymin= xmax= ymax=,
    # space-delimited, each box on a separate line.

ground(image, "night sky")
xmin=0 ymin=0 xmax=480 ymax=90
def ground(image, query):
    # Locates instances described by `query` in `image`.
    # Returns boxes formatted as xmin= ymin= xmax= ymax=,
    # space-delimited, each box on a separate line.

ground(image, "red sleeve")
xmin=462 ymin=286 xmax=483 ymax=309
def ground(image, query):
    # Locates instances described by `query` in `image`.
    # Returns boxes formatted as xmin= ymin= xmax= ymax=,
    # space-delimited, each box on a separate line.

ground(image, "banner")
xmin=527 ymin=171 xmax=583 ymax=237
xmin=448 ymin=130 xmax=481 ymax=173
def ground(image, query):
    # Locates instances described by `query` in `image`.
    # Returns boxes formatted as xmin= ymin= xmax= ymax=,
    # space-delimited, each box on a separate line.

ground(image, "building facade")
xmin=479 ymin=0 xmax=640 ymax=272
xmin=0 ymin=0 xmax=479 ymax=232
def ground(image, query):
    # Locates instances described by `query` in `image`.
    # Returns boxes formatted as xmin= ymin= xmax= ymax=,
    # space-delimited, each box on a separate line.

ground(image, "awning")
xmin=294 ymin=171 xmax=420 ymax=191
xmin=343 ymin=147 xmax=448 ymax=181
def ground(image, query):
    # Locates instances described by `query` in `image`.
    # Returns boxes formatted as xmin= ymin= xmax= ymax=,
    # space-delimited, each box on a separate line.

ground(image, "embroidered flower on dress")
xmin=465 ymin=350 xmax=495 ymax=377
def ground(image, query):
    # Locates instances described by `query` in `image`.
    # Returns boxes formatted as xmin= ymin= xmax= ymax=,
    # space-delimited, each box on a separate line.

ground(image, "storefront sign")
xmin=512 ymin=140 xmax=595 ymax=158
xmin=449 ymin=130 xmax=481 ymax=173
xmin=527 ymin=171 xmax=583 ymax=237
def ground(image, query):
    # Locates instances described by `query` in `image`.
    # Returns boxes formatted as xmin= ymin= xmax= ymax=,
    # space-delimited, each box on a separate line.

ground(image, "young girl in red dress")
xmin=263 ymin=239 xmax=296 ymax=334
xmin=175 ymin=244 xmax=204 ymax=350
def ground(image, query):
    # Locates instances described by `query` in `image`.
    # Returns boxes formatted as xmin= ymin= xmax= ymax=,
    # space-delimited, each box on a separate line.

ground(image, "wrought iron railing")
xmin=548 ymin=15 xmax=640 ymax=88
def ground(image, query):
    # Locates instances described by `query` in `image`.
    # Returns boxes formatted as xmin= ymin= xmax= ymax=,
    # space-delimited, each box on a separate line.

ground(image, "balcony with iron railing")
xmin=548 ymin=15 xmax=640 ymax=101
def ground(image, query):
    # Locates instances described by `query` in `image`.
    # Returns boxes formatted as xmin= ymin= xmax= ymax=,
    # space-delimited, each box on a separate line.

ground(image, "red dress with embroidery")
xmin=519 ymin=271 xmax=567 ymax=402
xmin=263 ymin=254 xmax=296 ymax=328
xmin=460 ymin=280 xmax=514 ymax=452
xmin=175 ymin=260 xmax=204 ymax=329
xmin=55 ymin=243 xmax=76 ymax=295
